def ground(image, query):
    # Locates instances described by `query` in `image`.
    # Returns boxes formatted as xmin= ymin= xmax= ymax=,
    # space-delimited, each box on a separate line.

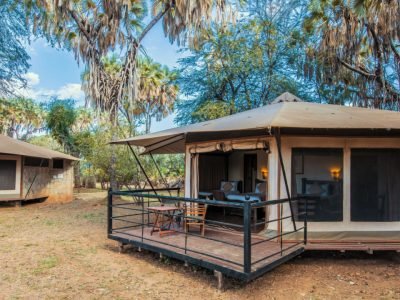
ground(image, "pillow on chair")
xmin=220 ymin=181 xmax=239 ymax=193
xmin=255 ymin=182 xmax=267 ymax=194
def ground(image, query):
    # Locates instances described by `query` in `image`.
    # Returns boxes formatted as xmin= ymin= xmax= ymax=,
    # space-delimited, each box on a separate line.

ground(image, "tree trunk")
xmin=72 ymin=154 xmax=81 ymax=188
xmin=7 ymin=119 xmax=15 ymax=138
xmin=110 ymin=107 xmax=118 ymax=191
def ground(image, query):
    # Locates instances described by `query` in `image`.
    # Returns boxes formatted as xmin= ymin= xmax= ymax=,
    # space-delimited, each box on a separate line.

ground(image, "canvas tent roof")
xmin=0 ymin=135 xmax=79 ymax=160
xmin=112 ymin=92 xmax=400 ymax=154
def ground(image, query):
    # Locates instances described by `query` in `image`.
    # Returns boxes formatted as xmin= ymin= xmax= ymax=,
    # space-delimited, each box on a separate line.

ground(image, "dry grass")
xmin=0 ymin=192 xmax=399 ymax=299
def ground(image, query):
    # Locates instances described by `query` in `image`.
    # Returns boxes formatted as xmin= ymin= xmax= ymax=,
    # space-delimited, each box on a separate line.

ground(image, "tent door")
xmin=244 ymin=154 xmax=257 ymax=193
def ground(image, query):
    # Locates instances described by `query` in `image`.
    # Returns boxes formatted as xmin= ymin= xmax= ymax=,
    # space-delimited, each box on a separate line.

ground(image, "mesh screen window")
xmin=52 ymin=159 xmax=64 ymax=169
xmin=351 ymin=149 xmax=400 ymax=222
xmin=24 ymin=157 xmax=49 ymax=167
xmin=0 ymin=160 xmax=17 ymax=190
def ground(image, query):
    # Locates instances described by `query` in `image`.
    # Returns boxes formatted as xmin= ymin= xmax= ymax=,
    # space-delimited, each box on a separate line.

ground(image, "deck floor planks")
xmin=111 ymin=226 xmax=302 ymax=272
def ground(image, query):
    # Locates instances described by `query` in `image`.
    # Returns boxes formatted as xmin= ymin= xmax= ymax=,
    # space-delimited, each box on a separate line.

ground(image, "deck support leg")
xmin=214 ymin=271 xmax=224 ymax=290
xmin=159 ymin=253 xmax=164 ymax=260
xmin=367 ymin=249 xmax=373 ymax=255
xmin=15 ymin=201 xmax=22 ymax=208
xmin=393 ymin=251 xmax=400 ymax=263
xmin=137 ymin=247 xmax=142 ymax=252
xmin=184 ymin=261 xmax=189 ymax=267
xmin=119 ymin=242 xmax=127 ymax=253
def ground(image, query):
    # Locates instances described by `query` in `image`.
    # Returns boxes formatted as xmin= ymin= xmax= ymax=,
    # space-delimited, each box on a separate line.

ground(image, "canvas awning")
xmin=112 ymin=92 xmax=400 ymax=154
xmin=188 ymin=139 xmax=269 ymax=154
xmin=0 ymin=135 xmax=79 ymax=160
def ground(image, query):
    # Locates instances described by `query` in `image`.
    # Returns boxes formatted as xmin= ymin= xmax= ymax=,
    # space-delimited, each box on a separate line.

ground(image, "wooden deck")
xmin=110 ymin=227 xmax=303 ymax=272
xmin=110 ymin=225 xmax=304 ymax=277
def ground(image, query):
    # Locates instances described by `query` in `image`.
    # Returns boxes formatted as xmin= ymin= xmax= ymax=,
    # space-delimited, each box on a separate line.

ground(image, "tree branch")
xmin=390 ymin=39 xmax=400 ymax=60
xmin=138 ymin=4 xmax=170 ymax=44
xmin=117 ymin=3 xmax=171 ymax=103
xmin=338 ymin=58 xmax=376 ymax=80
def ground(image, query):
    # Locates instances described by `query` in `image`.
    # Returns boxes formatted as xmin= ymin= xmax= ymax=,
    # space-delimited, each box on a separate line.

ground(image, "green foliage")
xmin=303 ymin=0 xmax=400 ymax=108
xmin=175 ymin=0 xmax=312 ymax=125
xmin=0 ymin=97 xmax=45 ymax=139
xmin=133 ymin=57 xmax=179 ymax=133
xmin=190 ymin=100 xmax=230 ymax=122
xmin=28 ymin=135 xmax=64 ymax=152
xmin=0 ymin=1 xmax=30 ymax=96
xmin=76 ymin=119 xmax=184 ymax=189
xmin=46 ymin=99 xmax=77 ymax=153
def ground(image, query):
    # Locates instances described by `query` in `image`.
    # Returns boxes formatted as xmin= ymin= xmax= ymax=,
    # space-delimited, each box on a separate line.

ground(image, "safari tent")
xmin=0 ymin=135 xmax=78 ymax=205
xmin=108 ymin=92 xmax=400 ymax=281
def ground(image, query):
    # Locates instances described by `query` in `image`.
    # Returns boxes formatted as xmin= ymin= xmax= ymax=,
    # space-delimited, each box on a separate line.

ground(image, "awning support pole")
xmin=25 ymin=158 xmax=45 ymax=200
xmin=149 ymin=152 xmax=172 ymax=196
xmin=274 ymin=128 xmax=297 ymax=231
xmin=126 ymin=143 xmax=159 ymax=198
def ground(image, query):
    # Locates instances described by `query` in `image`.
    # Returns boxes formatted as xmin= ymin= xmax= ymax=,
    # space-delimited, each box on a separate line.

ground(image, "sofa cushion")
xmin=255 ymin=182 xmax=267 ymax=194
xmin=226 ymin=194 xmax=262 ymax=202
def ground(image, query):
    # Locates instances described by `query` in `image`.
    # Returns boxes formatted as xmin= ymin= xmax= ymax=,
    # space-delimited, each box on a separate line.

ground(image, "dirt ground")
xmin=1 ymin=191 xmax=399 ymax=300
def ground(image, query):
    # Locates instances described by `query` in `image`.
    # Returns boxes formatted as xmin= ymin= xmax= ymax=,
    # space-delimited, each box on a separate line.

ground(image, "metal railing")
xmin=107 ymin=188 xmax=308 ymax=277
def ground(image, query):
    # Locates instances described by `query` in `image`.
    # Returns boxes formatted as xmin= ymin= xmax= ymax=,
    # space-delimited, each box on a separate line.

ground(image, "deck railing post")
xmin=107 ymin=188 xmax=112 ymax=235
xmin=243 ymin=201 xmax=252 ymax=274
xmin=280 ymin=203 xmax=283 ymax=256
xmin=147 ymin=192 xmax=150 ymax=226
xmin=304 ymin=197 xmax=308 ymax=245
xmin=141 ymin=195 xmax=145 ymax=242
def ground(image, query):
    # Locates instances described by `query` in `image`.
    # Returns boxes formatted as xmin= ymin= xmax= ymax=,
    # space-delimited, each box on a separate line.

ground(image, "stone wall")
xmin=23 ymin=159 xmax=74 ymax=203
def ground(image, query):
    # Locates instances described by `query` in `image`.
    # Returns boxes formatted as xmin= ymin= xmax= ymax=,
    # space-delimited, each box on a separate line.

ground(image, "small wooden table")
xmin=148 ymin=206 xmax=181 ymax=236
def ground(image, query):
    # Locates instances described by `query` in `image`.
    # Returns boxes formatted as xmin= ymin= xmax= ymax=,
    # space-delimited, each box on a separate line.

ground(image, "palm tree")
xmin=0 ymin=98 xmax=45 ymax=139
xmin=134 ymin=57 xmax=178 ymax=133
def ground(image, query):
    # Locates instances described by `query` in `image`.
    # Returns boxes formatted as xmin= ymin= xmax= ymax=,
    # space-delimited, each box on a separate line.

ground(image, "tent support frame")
xmin=126 ymin=143 xmax=159 ymax=197
xmin=149 ymin=152 xmax=172 ymax=196
xmin=274 ymin=128 xmax=297 ymax=230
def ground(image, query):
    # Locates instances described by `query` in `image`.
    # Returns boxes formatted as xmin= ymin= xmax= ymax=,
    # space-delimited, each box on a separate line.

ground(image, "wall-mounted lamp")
xmin=261 ymin=168 xmax=268 ymax=179
xmin=330 ymin=168 xmax=341 ymax=180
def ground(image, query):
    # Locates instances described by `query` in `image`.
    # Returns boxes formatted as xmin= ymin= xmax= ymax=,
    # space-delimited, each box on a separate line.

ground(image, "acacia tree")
xmin=176 ymin=0 xmax=310 ymax=124
xmin=304 ymin=0 xmax=400 ymax=109
xmin=46 ymin=99 xmax=94 ymax=187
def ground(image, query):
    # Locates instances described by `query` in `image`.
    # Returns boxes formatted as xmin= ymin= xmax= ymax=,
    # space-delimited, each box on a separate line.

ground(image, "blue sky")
xmin=22 ymin=21 xmax=184 ymax=133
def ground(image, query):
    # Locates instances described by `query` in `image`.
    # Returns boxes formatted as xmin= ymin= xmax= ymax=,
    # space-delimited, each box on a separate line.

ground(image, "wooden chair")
xmin=183 ymin=204 xmax=207 ymax=236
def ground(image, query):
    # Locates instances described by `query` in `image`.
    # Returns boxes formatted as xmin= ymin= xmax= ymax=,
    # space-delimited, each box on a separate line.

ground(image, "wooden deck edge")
xmin=305 ymin=242 xmax=400 ymax=251
xmin=0 ymin=195 xmax=48 ymax=202
xmin=108 ymin=233 xmax=305 ymax=281
xmin=109 ymin=233 xmax=249 ymax=280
